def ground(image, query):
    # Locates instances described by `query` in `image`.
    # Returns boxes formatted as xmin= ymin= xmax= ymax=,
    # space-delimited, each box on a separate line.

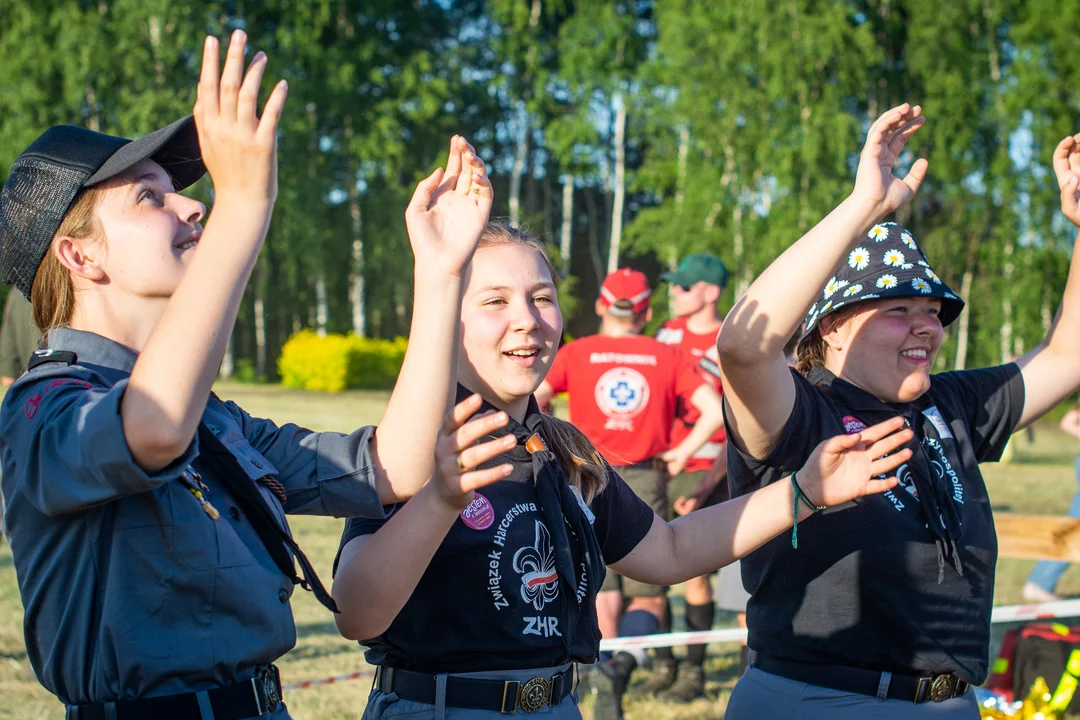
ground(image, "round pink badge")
xmin=842 ymin=415 xmax=868 ymax=435
xmin=460 ymin=493 xmax=495 ymax=531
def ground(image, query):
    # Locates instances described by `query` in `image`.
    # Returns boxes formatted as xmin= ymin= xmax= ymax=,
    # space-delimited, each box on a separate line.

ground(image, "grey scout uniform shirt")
xmin=0 ymin=328 xmax=385 ymax=712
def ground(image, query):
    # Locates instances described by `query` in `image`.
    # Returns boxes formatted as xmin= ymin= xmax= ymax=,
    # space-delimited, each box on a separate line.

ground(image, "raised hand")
xmin=796 ymin=417 xmax=913 ymax=508
xmin=852 ymin=103 xmax=928 ymax=220
xmin=1053 ymin=133 xmax=1080 ymax=228
xmin=432 ymin=394 xmax=516 ymax=509
xmin=193 ymin=31 xmax=287 ymax=207
xmin=406 ymin=136 xmax=494 ymax=276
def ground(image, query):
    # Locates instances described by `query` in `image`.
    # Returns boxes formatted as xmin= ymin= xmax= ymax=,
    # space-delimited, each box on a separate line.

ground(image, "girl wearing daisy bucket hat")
xmin=718 ymin=103 xmax=1080 ymax=719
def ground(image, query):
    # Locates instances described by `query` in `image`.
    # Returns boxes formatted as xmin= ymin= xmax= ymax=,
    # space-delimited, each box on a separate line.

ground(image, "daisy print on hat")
xmin=877 ymin=274 xmax=898 ymax=289
xmin=824 ymin=276 xmax=849 ymax=299
xmin=883 ymin=249 xmax=906 ymax=268
xmin=868 ymin=224 xmax=889 ymax=242
xmin=912 ymin=278 xmax=932 ymax=294
xmin=925 ymin=267 xmax=942 ymax=284
xmin=843 ymin=284 xmax=863 ymax=298
xmin=849 ymin=247 xmax=871 ymax=271
xmin=901 ymin=231 xmax=917 ymax=250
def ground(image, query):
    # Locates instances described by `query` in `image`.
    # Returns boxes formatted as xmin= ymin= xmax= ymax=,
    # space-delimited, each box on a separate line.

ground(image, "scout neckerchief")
xmin=457 ymin=385 xmax=606 ymax=659
xmin=196 ymin=424 xmax=340 ymax=612
xmin=26 ymin=351 xmax=338 ymax=611
xmin=806 ymin=365 xmax=965 ymax=583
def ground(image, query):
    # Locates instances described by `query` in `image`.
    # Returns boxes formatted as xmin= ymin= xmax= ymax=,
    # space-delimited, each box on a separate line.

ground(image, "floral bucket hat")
xmin=801 ymin=222 xmax=965 ymax=336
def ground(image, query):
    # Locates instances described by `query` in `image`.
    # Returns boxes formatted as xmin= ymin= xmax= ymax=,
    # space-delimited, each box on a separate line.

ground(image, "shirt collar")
xmin=45 ymin=327 xmax=139 ymax=377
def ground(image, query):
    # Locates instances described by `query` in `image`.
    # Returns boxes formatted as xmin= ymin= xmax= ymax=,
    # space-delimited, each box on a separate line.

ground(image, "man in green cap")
xmin=647 ymin=253 xmax=741 ymax=702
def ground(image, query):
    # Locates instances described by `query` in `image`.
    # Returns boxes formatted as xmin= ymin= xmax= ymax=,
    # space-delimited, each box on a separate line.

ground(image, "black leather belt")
xmin=66 ymin=666 xmax=282 ymax=720
xmin=374 ymin=665 xmax=574 ymax=714
xmin=754 ymin=655 xmax=970 ymax=704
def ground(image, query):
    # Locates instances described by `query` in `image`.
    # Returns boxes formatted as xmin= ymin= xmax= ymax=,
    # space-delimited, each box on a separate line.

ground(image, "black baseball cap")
xmin=0 ymin=116 xmax=205 ymax=299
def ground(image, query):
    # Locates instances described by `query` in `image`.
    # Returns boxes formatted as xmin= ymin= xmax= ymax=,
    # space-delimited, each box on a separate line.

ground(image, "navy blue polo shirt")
xmin=0 ymin=328 xmax=385 ymax=710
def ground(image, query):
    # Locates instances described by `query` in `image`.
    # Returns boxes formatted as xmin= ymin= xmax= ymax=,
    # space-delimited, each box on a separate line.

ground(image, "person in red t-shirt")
xmin=652 ymin=252 xmax=736 ymax=701
xmin=536 ymin=268 xmax=724 ymax=716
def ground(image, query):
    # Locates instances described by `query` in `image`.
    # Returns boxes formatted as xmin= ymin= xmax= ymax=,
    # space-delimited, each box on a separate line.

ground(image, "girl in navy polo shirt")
xmin=332 ymin=223 xmax=918 ymax=719
xmin=718 ymin=104 xmax=1080 ymax=718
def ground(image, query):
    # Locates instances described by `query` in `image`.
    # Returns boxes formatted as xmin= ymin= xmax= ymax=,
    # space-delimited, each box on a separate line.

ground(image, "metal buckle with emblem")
xmin=254 ymin=665 xmax=281 ymax=713
xmin=915 ymin=673 xmax=958 ymax=703
xmin=502 ymin=674 xmax=556 ymax=713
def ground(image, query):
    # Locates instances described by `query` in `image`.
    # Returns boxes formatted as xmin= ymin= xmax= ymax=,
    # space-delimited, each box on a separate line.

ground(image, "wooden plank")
xmin=996 ymin=513 xmax=1080 ymax=562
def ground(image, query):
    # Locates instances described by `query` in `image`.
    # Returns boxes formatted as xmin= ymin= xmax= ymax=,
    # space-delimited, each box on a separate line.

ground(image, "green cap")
xmin=659 ymin=253 xmax=729 ymax=289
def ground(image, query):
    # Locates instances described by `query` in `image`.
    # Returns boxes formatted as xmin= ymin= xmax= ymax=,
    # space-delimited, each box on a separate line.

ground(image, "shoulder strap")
xmin=27 ymin=349 xmax=77 ymax=371
xmin=196 ymin=424 xmax=339 ymax=613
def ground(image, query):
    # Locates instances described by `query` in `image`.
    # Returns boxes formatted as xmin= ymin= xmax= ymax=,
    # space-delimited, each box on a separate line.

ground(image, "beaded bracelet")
xmin=790 ymin=471 xmax=827 ymax=549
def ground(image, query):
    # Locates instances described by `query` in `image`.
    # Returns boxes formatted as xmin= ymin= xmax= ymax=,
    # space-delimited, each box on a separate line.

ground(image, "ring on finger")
xmin=456 ymin=453 xmax=469 ymax=472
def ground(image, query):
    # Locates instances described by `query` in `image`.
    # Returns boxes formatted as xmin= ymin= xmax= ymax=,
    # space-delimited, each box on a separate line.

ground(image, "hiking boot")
xmin=660 ymin=663 xmax=705 ymax=703
xmin=635 ymin=656 xmax=678 ymax=695
xmin=590 ymin=652 xmax=636 ymax=720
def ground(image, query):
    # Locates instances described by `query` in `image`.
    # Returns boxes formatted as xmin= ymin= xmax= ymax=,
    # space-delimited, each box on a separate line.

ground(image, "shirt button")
xmin=278 ymin=588 xmax=289 ymax=603
xmin=229 ymin=506 xmax=241 ymax=520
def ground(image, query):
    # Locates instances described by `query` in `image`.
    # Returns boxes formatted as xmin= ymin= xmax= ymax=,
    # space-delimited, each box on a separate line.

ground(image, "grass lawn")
xmin=2 ymin=383 xmax=1079 ymax=719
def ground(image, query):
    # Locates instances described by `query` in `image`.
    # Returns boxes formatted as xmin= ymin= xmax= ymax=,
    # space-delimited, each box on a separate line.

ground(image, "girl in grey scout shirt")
xmin=718 ymin=104 xmax=1080 ymax=718
xmin=0 ymin=31 xmax=495 ymax=720
xmin=331 ymin=224 xmax=918 ymax=720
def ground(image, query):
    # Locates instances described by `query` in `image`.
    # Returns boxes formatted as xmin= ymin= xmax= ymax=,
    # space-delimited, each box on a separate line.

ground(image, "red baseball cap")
xmin=599 ymin=268 xmax=652 ymax=316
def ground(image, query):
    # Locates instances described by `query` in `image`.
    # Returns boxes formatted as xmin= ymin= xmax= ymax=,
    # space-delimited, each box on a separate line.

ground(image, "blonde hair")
xmin=30 ymin=188 xmax=106 ymax=333
xmin=477 ymin=221 xmax=609 ymax=501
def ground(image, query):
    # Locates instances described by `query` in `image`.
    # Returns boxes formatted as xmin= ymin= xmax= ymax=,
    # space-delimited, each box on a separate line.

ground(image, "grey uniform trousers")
xmin=725 ymin=666 xmax=979 ymax=719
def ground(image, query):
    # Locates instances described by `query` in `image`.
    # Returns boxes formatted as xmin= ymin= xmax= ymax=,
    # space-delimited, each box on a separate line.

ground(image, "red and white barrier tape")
xmin=285 ymin=669 xmax=374 ymax=691
xmin=282 ymin=599 xmax=1080 ymax=692
xmin=989 ymin=598 xmax=1080 ymax=624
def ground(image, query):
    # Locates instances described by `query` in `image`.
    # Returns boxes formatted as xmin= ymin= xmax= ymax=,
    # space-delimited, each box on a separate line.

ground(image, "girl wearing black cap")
xmin=0 ymin=32 xmax=494 ymax=720
xmin=718 ymin=104 xmax=1080 ymax=718
xmin=331 ymin=222 xmax=918 ymax=720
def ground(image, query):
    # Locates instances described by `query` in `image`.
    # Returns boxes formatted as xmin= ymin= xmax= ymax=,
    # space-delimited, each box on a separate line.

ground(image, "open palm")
xmin=405 ymin=136 xmax=494 ymax=275
xmin=1053 ymin=133 xmax=1080 ymax=228
xmin=853 ymin=103 xmax=928 ymax=219
xmin=798 ymin=417 xmax=913 ymax=507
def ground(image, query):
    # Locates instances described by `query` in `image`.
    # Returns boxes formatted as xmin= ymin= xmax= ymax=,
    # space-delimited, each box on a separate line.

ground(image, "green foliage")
xmin=1 ymin=0 xmax=1076 ymax=379
xmin=278 ymin=331 xmax=407 ymax=392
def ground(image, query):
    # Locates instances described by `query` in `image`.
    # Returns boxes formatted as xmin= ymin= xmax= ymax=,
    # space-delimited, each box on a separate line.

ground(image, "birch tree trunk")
xmin=560 ymin=175 xmax=574 ymax=273
xmin=349 ymin=182 xmax=365 ymax=336
xmin=510 ymin=103 xmax=529 ymax=227
xmin=254 ymin=260 xmax=268 ymax=379
xmin=607 ymin=91 xmax=627 ymax=273
xmin=315 ymin=274 xmax=329 ymax=338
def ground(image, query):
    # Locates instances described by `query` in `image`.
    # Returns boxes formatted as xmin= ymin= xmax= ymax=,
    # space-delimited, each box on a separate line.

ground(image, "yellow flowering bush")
xmin=278 ymin=331 xmax=408 ymax=392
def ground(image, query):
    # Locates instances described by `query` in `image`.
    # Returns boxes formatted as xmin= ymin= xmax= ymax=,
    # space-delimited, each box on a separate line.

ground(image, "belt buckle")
xmin=262 ymin=666 xmax=282 ymax=711
xmin=915 ymin=674 xmax=957 ymax=703
xmin=502 ymin=676 xmax=552 ymax=713
xmin=519 ymin=676 xmax=551 ymax=712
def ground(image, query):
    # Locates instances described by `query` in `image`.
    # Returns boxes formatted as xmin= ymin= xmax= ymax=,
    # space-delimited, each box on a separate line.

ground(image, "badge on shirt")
xmin=570 ymin=486 xmax=595 ymax=525
xmin=922 ymin=406 xmax=954 ymax=439
xmin=460 ymin=492 xmax=495 ymax=531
